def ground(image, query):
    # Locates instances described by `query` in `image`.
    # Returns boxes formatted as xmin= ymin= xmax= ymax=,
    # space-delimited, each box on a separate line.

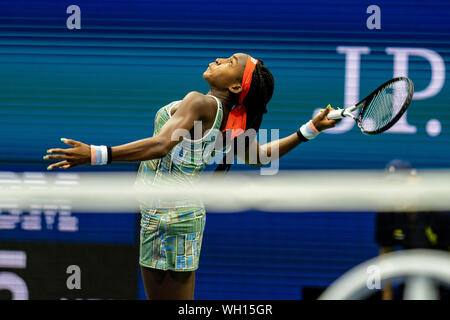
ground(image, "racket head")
xmin=356 ymin=77 xmax=414 ymax=135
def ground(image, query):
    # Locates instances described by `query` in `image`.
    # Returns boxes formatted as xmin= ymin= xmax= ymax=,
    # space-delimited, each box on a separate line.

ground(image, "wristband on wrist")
xmin=90 ymin=145 xmax=97 ymax=165
xmin=296 ymin=129 xmax=309 ymax=142
xmin=298 ymin=120 xmax=321 ymax=141
xmin=107 ymin=146 xmax=112 ymax=164
xmin=90 ymin=145 xmax=109 ymax=165
xmin=100 ymin=146 xmax=107 ymax=165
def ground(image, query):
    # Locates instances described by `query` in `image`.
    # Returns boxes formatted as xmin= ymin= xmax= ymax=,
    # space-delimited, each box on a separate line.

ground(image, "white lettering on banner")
xmin=386 ymin=48 xmax=446 ymax=100
xmin=326 ymin=46 xmax=445 ymax=135
xmin=426 ymin=119 xmax=441 ymax=137
xmin=386 ymin=48 xmax=445 ymax=133
xmin=0 ymin=251 xmax=29 ymax=300
xmin=0 ymin=172 xmax=79 ymax=232
xmin=327 ymin=46 xmax=370 ymax=134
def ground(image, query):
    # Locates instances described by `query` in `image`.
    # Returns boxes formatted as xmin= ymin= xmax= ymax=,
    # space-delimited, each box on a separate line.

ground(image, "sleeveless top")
xmin=135 ymin=94 xmax=223 ymax=211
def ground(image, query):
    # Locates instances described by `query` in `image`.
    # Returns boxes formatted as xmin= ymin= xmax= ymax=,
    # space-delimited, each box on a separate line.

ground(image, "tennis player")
xmin=44 ymin=53 xmax=339 ymax=299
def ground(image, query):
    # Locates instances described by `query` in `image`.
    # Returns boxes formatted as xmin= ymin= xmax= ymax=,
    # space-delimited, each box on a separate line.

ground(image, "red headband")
xmin=223 ymin=55 xmax=258 ymax=140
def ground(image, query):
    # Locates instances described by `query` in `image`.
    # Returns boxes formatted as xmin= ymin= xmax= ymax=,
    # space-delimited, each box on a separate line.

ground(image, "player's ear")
xmin=229 ymin=82 xmax=242 ymax=95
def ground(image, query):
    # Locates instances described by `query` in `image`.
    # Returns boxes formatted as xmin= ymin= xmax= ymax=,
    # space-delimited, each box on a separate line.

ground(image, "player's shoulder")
xmin=182 ymin=91 xmax=217 ymax=112
xmin=183 ymin=91 xmax=215 ymax=103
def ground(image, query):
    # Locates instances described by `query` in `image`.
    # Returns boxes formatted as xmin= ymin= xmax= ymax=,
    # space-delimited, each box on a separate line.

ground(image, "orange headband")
xmin=239 ymin=56 xmax=258 ymax=105
xmin=223 ymin=55 xmax=258 ymax=140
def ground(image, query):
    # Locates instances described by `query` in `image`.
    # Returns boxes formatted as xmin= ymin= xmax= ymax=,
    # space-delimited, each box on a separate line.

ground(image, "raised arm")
xmin=44 ymin=92 xmax=212 ymax=170
xmin=238 ymin=106 xmax=339 ymax=166
xmin=111 ymin=92 xmax=211 ymax=162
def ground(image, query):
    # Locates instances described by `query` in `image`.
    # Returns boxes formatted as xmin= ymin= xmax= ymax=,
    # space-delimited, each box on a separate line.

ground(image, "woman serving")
xmin=44 ymin=53 xmax=339 ymax=299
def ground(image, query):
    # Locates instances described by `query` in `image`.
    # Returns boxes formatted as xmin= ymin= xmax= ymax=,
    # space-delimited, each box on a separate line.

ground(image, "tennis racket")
xmin=327 ymin=77 xmax=414 ymax=135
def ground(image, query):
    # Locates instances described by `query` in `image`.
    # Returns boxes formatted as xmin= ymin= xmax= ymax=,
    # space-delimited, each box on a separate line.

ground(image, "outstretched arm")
xmin=238 ymin=106 xmax=339 ymax=166
xmin=44 ymin=92 xmax=211 ymax=170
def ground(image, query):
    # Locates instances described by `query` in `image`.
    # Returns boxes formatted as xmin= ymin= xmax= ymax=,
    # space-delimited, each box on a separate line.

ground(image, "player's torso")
xmin=135 ymin=96 xmax=223 ymax=206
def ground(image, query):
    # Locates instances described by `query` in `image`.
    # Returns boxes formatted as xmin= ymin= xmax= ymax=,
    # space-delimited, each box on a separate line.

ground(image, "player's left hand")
xmin=43 ymin=138 xmax=91 ymax=170
xmin=312 ymin=105 xmax=341 ymax=131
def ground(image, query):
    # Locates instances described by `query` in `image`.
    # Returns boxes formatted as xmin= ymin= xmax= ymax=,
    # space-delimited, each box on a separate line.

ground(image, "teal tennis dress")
xmin=136 ymin=94 xmax=223 ymax=271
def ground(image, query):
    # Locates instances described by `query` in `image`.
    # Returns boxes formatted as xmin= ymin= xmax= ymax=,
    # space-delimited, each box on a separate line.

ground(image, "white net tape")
xmin=1 ymin=170 xmax=450 ymax=213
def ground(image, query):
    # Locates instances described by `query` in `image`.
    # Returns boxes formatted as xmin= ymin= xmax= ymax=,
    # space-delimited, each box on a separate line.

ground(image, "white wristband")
xmin=299 ymin=121 xmax=321 ymax=140
xmin=99 ymin=146 xmax=108 ymax=165
xmin=91 ymin=145 xmax=108 ymax=165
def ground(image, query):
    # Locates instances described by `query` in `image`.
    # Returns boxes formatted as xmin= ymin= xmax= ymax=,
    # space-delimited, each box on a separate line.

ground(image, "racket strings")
xmin=359 ymin=80 xmax=411 ymax=133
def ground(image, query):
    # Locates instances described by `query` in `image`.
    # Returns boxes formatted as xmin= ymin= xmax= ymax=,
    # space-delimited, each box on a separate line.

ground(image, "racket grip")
xmin=327 ymin=109 xmax=345 ymax=120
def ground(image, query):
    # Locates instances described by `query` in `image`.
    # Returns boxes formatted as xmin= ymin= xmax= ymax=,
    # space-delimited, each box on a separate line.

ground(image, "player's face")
xmin=203 ymin=53 xmax=247 ymax=90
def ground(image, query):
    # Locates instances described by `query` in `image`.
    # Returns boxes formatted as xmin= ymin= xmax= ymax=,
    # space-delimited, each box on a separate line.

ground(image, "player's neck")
xmin=206 ymin=88 xmax=235 ymax=112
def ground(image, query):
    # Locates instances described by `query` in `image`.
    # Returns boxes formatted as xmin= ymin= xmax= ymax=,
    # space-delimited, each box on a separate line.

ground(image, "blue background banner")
xmin=0 ymin=0 xmax=449 ymax=299
xmin=0 ymin=0 xmax=449 ymax=170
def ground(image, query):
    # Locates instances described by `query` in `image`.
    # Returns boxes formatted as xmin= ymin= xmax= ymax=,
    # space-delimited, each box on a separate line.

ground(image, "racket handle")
xmin=327 ymin=109 xmax=345 ymax=120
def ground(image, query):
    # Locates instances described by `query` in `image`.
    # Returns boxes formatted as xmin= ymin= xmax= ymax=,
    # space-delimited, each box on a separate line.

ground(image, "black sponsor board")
xmin=0 ymin=241 xmax=139 ymax=300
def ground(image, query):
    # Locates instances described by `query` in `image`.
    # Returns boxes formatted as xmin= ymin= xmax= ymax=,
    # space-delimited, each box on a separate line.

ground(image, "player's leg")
xmin=141 ymin=266 xmax=196 ymax=300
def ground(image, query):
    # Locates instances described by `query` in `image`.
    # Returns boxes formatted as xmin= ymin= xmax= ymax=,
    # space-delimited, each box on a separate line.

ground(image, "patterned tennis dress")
xmin=136 ymin=94 xmax=223 ymax=271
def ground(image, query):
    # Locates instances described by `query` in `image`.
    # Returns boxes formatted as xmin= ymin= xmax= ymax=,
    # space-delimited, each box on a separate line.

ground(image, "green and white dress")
xmin=136 ymin=94 xmax=223 ymax=271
